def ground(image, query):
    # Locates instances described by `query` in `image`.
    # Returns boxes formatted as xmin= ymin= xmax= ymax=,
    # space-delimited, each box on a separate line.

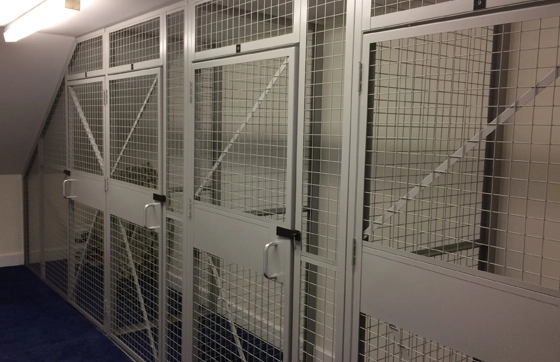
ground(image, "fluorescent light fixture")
xmin=4 ymin=0 xmax=79 ymax=42
xmin=0 ymin=0 xmax=44 ymax=26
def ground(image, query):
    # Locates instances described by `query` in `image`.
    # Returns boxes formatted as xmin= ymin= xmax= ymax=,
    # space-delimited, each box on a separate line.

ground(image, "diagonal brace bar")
xmin=111 ymin=76 xmax=158 ymax=176
xmin=207 ymin=257 xmax=248 ymax=362
xmin=118 ymin=220 xmax=158 ymax=361
xmin=68 ymin=87 xmax=105 ymax=172
xmin=194 ymin=58 xmax=289 ymax=198
xmin=70 ymin=211 xmax=101 ymax=300
xmin=364 ymin=66 xmax=560 ymax=237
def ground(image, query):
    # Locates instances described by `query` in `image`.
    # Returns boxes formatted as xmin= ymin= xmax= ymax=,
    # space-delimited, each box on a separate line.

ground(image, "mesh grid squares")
xmin=371 ymin=0 xmax=451 ymax=17
xmin=69 ymin=202 xmax=105 ymax=324
xmin=165 ymin=218 xmax=183 ymax=362
xmin=195 ymin=0 xmax=294 ymax=52
xmin=42 ymin=83 xmax=67 ymax=168
xmin=110 ymin=215 xmax=160 ymax=362
xmin=194 ymin=57 xmax=290 ymax=220
xmin=68 ymin=36 xmax=103 ymax=75
xmin=193 ymin=249 xmax=284 ymax=362
xmin=167 ymin=11 xmax=185 ymax=214
xmin=363 ymin=18 xmax=560 ymax=291
xmin=359 ymin=314 xmax=476 ymax=362
xmin=110 ymin=18 xmax=161 ymax=68
xmin=109 ymin=74 xmax=159 ymax=189
xmin=26 ymin=154 xmax=42 ymax=275
xmin=69 ymin=81 xmax=104 ymax=175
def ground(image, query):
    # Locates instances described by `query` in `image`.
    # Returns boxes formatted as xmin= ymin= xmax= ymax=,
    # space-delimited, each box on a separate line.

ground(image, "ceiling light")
xmin=3 ymin=0 xmax=80 ymax=42
xmin=0 ymin=0 xmax=44 ymax=26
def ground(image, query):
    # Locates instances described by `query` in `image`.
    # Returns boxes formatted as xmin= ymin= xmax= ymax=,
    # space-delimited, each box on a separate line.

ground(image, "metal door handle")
xmin=144 ymin=203 xmax=160 ymax=230
xmin=263 ymin=240 xmax=279 ymax=280
xmin=62 ymin=179 xmax=77 ymax=199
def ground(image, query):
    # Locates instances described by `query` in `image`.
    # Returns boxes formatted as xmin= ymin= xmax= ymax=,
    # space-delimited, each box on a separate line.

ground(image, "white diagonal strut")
xmin=207 ymin=257 xmax=248 ymax=362
xmin=68 ymin=86 xmax=105 ymax=172
xmin=111 ymin=76 xmax=158 ymax=176
xmin=70 ymin=211 xmax=101 ymax=300
xmin=364 ymin=66 xmax=560 ymax=237
xmin=194 ymin=58 xmax=289 ymax=198
xmin=118 ymin=221 xmax=158 ymax=361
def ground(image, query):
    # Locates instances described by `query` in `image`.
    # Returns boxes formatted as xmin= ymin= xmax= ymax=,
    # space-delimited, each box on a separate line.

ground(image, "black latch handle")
xmin=276 ymin=226 xmax=301 ymax=241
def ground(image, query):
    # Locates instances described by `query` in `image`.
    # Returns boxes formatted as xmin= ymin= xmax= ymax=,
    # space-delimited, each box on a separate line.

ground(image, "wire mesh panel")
xmin=26 ymin=154 xmax=42 ymax=275
xmin=359 ymin=314 xmax=476 ymax=362
xmin=69 ymin=201 xmax=105 ymax=324
xmin=195 ymin=0 xmax=294 ymax=52
xmin=193 ymin=249 xmax=284 ymax=362
xmin=167 ymin=10 xmax=185 ymax=214
xmin=371 ymin=0 xmax=452 ymax=17
xmin=68 ymin=81 xmax=104 ymax=175
xmin=194 ymin=57 xmax=290 ymax=220
xmin=299 ymin=1 xmax=348 ymax=361
xmin=110 ymin=18 xmax=161 ymax=68
xmin=42 ymin=166 xmax=69 ymax=296
xmin=165 ymin=218 xmax=183 ymax=362
xmin=42 ymin=83 xmax=67 ymax=168
xmin=362 ymin=17 xmax=560 ymax=291
xmin=68 ymin=36 xmax=103 ymax=75
xmin=110 ymin=215 xmax=160 ymax=362
xmin=109 ymin=73 xmax=159 ymax=188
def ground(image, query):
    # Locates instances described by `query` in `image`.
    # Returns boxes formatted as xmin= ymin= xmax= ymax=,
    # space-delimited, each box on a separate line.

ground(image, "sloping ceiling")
xmin=0 ymin=0 xmax=182 ymax=175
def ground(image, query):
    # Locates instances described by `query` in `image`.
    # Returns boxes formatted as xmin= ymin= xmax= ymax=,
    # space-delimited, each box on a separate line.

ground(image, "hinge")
xmin=188 ymin=198 xmax=193 ymax=219
xmin=103 ymin=89 xmax=108 ymax=105
xmin=358 ymin=62 xmax=363 ymax=93
xmin=352 ymin=238 xmax=357 ymax=266
xmin=104 ymin=178 xmax=108 ymax=191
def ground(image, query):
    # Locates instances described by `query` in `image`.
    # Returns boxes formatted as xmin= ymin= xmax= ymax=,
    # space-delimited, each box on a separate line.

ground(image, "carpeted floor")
xmin=0 ymin=266 xmax=131 ymax=362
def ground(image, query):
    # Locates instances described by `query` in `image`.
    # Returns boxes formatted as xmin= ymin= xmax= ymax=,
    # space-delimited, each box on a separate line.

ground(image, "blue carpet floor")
xmin=0 ymin=266 xmax=131 ymax=362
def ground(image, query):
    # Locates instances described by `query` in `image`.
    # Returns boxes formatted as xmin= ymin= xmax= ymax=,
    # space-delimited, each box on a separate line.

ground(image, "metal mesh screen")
xmin=359 ymin=314 xmax=475 ymax=362
xmin=195 ymin=0 xmax=294 ymax=52
xmin=371 ymin=0 xmax=451 ymax=17
xmin=109 ymin=74 xmax=159 ymax=188
xmin=299 ymin=262 xmax=337 ymax=362
xmin=69 ymin=202 xmax=105 ymax=324
xmin=110 ymin=18 xmax=160 ymax=68
xmin=165 ymin=218 xmax=183 ymax=362
xmin=43 ymin=166 xmax=69 ymax=296
xmin=68 ymin=36 xmax=103 ymax=75
xmin=167 ymin=11 xmax=185 ymax=214
xmin=193 ymin=249 xmax=284 ymax=362
xmin=42 ymin=83 xmax=67 ymax=168
xmin=363 ymin=18 xmax=560 ymax=291
xmin=26 ymin=154 xmax=42 ymax=275
xmin=110 ymin=215 xmax=160 ymax=362
xmin=299 ymin=1 xmax=348 ymax=360
xmin=69 ymin=81 xmax=104 ymax=175
xmin=194 ymin=57 xmax=290 ymax=220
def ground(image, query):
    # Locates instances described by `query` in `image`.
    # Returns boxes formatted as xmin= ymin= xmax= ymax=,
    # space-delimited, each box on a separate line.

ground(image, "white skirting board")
xmin=0 ymin=253 xmax=24 ymax=267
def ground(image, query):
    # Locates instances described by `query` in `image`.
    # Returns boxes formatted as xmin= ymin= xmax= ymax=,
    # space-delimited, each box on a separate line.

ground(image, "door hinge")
xmin=352 ymin=238 xmax=357 ymax=266
xmin=104 ymin=178 xmax=109 ymax=191
xmin=188 ymin=198 xmax=193 ymax=219
xmin=358 ymin=62 xmax=363 ymax=93
xmin=103 ymin=89 xmax=108 ymax=105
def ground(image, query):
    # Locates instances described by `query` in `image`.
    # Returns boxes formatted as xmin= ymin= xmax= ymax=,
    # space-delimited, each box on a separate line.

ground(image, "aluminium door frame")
xmin=105 ymin=66 xmax=167 ymax=362
xmin=348 ymin=2 xmax=560 ymax=362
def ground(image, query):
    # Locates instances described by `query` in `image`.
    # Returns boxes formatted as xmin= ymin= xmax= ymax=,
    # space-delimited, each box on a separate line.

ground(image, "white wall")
xmin=0 ymin=175 xmax=24 ymax=267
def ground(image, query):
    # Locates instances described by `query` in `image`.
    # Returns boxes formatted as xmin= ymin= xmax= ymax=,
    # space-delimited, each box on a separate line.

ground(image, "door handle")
xmin=144 ymin=202 xmax=160 ymax=230
xmin=263 ymin=240 xmax=279 ymax=280
xmin=62 ymin=179 xmax=77 ymax=199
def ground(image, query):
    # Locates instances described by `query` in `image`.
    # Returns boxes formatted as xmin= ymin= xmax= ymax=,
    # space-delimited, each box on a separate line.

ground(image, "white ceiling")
xmin=0 ymin=0 xmax=182 ymax=175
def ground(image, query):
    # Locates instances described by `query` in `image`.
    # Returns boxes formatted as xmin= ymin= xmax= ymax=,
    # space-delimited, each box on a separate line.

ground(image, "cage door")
xmin=106 ymin=68 xmax=164 ymax=362
xmin=353 ymin=13 xmax=560 ymax=362
xmin=191 ymin=47 xmax=297 ymax=362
